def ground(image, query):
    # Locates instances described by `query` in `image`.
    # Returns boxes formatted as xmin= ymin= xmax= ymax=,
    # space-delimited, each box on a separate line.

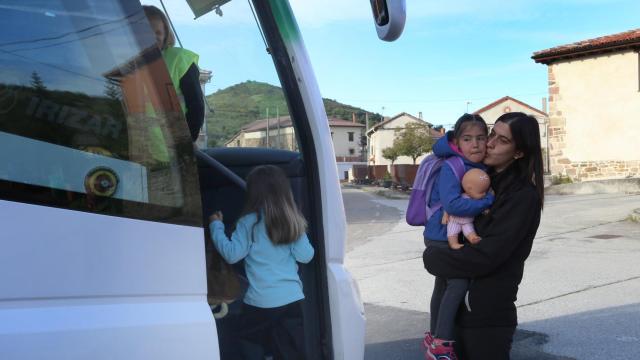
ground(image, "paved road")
xmin=343 ymin=187 xmax=640 ymax=359
xmin=342 ymin=188 xmax=402 ymax=252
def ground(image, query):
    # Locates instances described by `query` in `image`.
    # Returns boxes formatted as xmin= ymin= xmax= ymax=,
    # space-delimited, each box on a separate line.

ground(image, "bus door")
xmin=179 ymin=1 xmax=334 ymax=356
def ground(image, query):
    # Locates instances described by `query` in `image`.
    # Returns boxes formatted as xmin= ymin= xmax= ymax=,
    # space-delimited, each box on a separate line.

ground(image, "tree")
xmin=104 ymin=81 xmax=122 ymax=101
xmin=359 ymin=135 xmax=368 ymax=147
xmin=30 ymin=71 xmax=47 ymax=93
xmin=393 ymin=122 xmax=435 ymax=164
xmin=359 ymin=135 xmax=368 ymax=162
xmin=382 ymin=145 xmax=401 ymax=165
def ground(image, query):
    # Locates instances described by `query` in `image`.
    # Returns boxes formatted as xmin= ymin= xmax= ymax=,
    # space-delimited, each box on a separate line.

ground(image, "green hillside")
xmin=205 ymin=80 xmax=382 ymax=147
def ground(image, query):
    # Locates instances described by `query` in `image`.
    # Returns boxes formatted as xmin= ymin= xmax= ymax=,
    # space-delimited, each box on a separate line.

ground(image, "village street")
xmin=342 ymin=187 xmax=640 ymax=360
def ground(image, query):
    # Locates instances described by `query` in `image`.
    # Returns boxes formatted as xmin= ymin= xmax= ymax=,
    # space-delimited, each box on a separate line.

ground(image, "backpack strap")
xmin=445 ymin=156 xmax=465 ymax=182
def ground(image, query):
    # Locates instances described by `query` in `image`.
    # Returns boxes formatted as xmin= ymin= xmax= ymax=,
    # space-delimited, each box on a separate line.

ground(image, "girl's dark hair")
xmin=243 ymin=165 xmax=307 ymax=245
xmin=142 ymin=5 xmax=176 ymax=50
xmin=453 ymin=113 xmax=488 ymax=139
xmin=495 ymin=112 xmax=545 ymax=209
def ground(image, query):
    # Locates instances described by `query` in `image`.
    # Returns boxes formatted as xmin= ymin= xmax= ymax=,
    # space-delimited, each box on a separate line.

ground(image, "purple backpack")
xmin=406 ymin=154 xmax=465 ymax=226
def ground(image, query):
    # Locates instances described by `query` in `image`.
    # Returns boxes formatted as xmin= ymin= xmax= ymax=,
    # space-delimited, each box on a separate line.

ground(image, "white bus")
xmin=0 ymin=1 xmax=404 ymax=359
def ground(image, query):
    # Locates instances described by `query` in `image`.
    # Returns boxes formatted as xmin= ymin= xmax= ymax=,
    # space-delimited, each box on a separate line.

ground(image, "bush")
xmin=551 ymin=174 xmax=573 ymax=185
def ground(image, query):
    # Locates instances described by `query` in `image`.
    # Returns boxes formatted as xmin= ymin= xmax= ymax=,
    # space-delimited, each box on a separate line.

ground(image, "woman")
xmin=423 ymin=112 xmax=545 ymax=360
xmin=143 ymin=5 xmax=205 ymax=142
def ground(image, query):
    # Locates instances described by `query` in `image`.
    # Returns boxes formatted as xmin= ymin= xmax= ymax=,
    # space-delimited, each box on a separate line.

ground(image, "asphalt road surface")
xmin=343 ymin=187 xmax=640 ymax=360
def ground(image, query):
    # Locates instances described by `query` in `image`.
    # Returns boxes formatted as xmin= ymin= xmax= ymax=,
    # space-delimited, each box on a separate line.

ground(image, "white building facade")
xmin=367 ymin=112 xmax=442 ymax=166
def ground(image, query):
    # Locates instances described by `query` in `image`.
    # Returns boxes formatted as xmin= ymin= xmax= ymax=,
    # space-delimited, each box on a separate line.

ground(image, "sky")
xmin=142 ymin=0 xmax=640 ymax=128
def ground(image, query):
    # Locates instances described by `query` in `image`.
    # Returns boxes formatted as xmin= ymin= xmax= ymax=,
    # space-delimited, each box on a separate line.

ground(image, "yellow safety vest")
xmin=148 ymin=47 xmax=200 ymax=164
xmin=162 ymin=47 xmax=200 ymax=115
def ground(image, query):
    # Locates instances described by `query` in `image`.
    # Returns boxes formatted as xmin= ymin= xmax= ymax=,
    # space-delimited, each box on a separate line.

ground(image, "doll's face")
xmin=461 ymin=168 xmax=491 ymax=199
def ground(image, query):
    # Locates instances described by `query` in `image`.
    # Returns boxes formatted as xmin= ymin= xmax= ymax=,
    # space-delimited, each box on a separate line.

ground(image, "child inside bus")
xmin=423 ymin=114 xmax=494 ymax=359
xmin=208 ymin=165 xmax=314 ymax=359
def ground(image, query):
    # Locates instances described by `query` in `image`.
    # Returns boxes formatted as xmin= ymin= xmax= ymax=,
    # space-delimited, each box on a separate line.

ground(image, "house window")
xmin=348 ymin=132 xmax=354 ymax=141
xmin=349 ymin=148 xmax=355 ymax=155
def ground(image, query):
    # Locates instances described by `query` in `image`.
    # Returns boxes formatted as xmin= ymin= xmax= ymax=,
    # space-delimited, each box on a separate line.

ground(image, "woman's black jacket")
xmin=423 ymin=163 xmax=542 ymax=327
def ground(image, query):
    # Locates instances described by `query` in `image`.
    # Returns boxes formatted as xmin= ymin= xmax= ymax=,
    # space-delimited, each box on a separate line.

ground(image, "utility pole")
xmin=266 ymin=107 xmax=270 ymax=148
xmin=365 ymin=112 xmax=370 ymax=163
xmin=276 ymin=106 xmax=280 ymax=149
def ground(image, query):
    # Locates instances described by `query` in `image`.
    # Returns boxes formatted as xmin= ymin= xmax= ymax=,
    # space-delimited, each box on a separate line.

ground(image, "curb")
xmin=373 ymin=189 xmax=410 ymax=200
xmin=545 ymin=178 xmax=640 ymax=196
xmin=342 ymin=184 xmax=410 ymax=200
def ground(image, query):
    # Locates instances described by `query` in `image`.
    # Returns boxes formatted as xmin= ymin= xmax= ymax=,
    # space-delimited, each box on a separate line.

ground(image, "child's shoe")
xmin=424 ymin=338 xmax=458 ymax=360
xmin=422 ymin=331 xmax=434 ymax=349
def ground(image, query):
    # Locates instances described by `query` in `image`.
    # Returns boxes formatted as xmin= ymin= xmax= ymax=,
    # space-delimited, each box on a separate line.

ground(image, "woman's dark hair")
xmin=495 ymin=112 xmax=545 ymax=209
xmin=143 ymin=5 xmax=176 ymax=50
xmin=242 ymin=165 xmax=307 ymax=245
xmin=452 ymin=113 xmax=488 ymax=140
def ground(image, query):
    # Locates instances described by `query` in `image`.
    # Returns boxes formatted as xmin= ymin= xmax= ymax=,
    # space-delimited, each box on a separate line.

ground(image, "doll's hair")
xmin=461 ymin=168 xmax=490 ymax=199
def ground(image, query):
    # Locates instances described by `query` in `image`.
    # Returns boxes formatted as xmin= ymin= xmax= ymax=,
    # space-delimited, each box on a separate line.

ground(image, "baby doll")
xmin=441 ymin=168 xmax=491 ymax=249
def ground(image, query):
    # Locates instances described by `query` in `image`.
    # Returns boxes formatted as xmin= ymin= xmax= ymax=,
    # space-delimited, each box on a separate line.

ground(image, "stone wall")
xmin=564 ymin=160 xmax=640 ymax=181
xmin=545 ymin=54 xmax=640 ymax=182
xmin=546 ymin=64 xmax=571 ymax=176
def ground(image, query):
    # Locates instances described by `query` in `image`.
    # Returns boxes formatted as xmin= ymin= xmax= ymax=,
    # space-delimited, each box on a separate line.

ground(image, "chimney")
xmin=418 ymin=111 xmax=423 ymax=120
xmin=542 ymin=97 xmax=548 ymax=114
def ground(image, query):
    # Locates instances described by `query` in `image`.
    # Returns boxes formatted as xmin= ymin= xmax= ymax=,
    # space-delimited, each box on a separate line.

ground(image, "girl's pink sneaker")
xmin=424 ymin=337 xmax=458 ymax=360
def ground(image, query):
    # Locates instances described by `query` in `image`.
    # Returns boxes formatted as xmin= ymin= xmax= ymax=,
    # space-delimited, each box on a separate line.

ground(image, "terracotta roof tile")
xmin=328 ymin=119 xmax=366 ymax=127
xmin=532 ymin=28 xmax=640 ymax=64
xmin=429 ymin=128 xmax=445 ymax=139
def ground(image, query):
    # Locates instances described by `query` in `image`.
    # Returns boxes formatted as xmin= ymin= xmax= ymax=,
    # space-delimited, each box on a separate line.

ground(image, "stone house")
xmin=532 ymin=28 xmax=640 ymax=181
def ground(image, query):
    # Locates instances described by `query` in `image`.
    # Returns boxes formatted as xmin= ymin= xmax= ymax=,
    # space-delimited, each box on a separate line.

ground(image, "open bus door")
xmin=0 ymin=1 xmax=405 ymax=359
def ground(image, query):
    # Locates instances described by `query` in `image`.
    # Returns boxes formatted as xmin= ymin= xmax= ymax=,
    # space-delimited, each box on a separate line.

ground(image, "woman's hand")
xmin=441 ymin=211 xmax=450 ymax=225
xmin=209 ymin=211 xmax=223 ymax=223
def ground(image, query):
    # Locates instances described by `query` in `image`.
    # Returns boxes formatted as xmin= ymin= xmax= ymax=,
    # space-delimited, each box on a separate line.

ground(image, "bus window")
xmin=0 ymin=1 xmax=201 ymax=226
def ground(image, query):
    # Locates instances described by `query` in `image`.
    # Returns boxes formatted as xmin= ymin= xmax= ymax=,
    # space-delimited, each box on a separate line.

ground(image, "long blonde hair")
xmin=242 ymin=165 xmax=307 ymax=245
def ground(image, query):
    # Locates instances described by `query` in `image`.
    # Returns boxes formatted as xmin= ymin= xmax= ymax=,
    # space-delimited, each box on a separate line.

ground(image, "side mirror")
xmin=369 ymin=0 xmax=406 ymax=42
